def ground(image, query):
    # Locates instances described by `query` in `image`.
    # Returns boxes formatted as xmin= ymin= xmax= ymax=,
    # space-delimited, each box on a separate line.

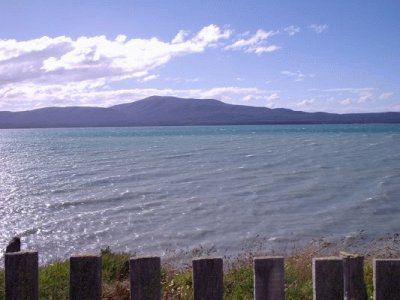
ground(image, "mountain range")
xmin=1 ymin=96 xmax=399 ymax=128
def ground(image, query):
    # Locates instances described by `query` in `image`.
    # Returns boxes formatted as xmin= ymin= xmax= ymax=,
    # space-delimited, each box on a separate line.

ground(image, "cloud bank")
xmin=0 ymin=25 xmax=231 ymax=88
xmin=0 ymin=23 xmax=395 ymax=113
xmin=0 ymin=24 xmax=288 ymax=111
xmin=225 ymin=29 xmax=280 ymax=54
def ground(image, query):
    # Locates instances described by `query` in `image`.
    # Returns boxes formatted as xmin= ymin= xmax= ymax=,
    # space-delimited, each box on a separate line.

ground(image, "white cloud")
xmin=283 ymin=26 xmax=300 ymax=36
xmin=243 ymin=92 xmax=280 ymax=105
xmin=1 ymin=24 xmax=303 ymax=111
xmin=1 ymin=79 xmax=396 ymax=113
xmin=0 ymin=82 xmax=281 ymax=111
xmin=309 ymin=24 xmax=328 ymax=34
xmin=253 ymin=45 xmax=280 ymax=54
xmin=322 ymin=88 xmax=376 ymax=103
xmin=379 ymin=92 xmax=394 ymax=100
xmin=306 ymin=87 xmax=398 ymax=112
xmin=357 ymin=90 xmax=375 ymax=103
xmin=323 ymin=87 xmax=374 ymax=93
xmin=339 ymin=98 xmax=352 ymax=105
xmin=0 ymin=79 xmax=108 ymax=110
xmin=392 ymin=104 xmax=400 ymax=112
xmin=164 ymin=77 xmax=200 ymax=83
xmin=296 ymin=99 xmax=314 ymax=107
xmin=224 ymin=25 xmax=300 ymax=55
xmin=196 ymin=86 xmax=280 ymax=106
xmin=171 ymin=30 xmax=188 ymax=44
xmin=0 ymin=24 xmax=231 ymax=88
xmin=115 ymin=35 xmax=127 ymax=43
xmin=139 ymin=74 xmax=160 ymax=82
xmin=0 ymin=25 xmax=236 ymax=110
xmin=5 ymin=24 xmax=392 ymax=114
xmin=225 ymin=29 xmax=279 ymax=55
xmin=226 ymin=29 xmax=272 ymax=49
xmin=281 ymin=70 xmax=314 ymax=82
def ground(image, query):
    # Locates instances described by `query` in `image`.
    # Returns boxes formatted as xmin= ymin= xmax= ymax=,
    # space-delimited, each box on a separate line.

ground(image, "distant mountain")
xmin=1 ymin=96 xmax=399 ymax=128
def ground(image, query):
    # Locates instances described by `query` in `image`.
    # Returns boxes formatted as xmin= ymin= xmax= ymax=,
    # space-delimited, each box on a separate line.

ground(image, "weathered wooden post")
xmin=342 ymin=254 xmax=367 ymax=300
xmin=70 ymin=254 xmax=102 ymax=300
xmin=129 ymin=256 xmax=161 ymax=300
xmin=374 ymin=259 xmax=400 ymax=300
xmin=192 ymin=257 xmax=223 ymax=300
xmin=5 ymin=251 xmax=39 ymax=300
xmin=253 ymin=256 xmax=284 ymax=300
xmin=312 ymin=257 xmax=343 ymax=300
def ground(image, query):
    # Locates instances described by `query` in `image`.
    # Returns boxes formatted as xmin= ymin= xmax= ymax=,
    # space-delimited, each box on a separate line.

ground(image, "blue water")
xmin=1 ymin=124 xmax=400 ymax=263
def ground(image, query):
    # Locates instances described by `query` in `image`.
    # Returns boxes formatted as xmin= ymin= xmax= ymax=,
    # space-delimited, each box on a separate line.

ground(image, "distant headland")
xmin=1 ymin=96 xmax=400 ymax=129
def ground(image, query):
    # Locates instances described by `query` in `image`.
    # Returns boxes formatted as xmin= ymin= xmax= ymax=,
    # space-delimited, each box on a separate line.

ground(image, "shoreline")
xmin=3 ymin=238 xmax=399 ymax=299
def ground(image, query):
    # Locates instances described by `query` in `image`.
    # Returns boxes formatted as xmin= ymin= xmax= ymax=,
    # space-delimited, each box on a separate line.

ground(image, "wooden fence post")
xmin=70 ymin=254 xmax=102 ymax=300
xmin=312 ymin=257 xmax=343 ymax=300
xmin=5 ymin=251 xmax=39 ymax=300
xmin=342 ymin=254 xmax=367 ymax=300
xmin=374 ymin=259 xmax=400 ymax=300
xmin=129 ymin=256 xmax=161 ymax=300
xmin=192 ymin=257 xmax=223 ymax=300
xmin=253 ymin=256 xmax=284 ymax=300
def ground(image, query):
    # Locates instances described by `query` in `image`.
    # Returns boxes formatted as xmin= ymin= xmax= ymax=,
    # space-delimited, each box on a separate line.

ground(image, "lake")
xmin=1 ymin=124 xmax=399 ymax=263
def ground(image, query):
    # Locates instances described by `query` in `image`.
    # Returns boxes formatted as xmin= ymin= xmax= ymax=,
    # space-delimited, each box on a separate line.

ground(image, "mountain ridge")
xmin=1 ymin=95 xmax=399 ymax=128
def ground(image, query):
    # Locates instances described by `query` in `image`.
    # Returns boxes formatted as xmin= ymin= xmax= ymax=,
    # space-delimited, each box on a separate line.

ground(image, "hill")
xmin=0 ymin=96 xmax=399 ymax=128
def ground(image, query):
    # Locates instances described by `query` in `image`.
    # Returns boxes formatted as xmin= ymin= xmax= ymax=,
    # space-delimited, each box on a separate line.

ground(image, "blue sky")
xmin=0 ymin=0 xmax=398 ymax=112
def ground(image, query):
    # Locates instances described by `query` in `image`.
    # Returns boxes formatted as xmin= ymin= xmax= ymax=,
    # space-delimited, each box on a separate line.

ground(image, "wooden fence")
xmin=4 ymin=250 xmax=400 ymax=299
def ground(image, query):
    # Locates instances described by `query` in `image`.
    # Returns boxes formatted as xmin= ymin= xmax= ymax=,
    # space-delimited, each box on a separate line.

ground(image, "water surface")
xmin=1 ymin=124 xmax=399 ymax=263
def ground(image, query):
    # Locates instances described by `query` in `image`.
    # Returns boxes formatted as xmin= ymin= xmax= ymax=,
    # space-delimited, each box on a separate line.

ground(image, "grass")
xmin=1 ymin=233 xmax=400 ymax=299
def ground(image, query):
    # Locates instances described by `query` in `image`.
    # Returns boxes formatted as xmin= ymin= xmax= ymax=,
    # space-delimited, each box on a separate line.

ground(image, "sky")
xmin=0 ymin=0 xmax=399 ymax=113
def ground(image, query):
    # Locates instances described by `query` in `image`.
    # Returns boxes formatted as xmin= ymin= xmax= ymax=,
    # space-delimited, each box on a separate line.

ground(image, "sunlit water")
xmin=1 ymin=124 xmax=399 ymax=264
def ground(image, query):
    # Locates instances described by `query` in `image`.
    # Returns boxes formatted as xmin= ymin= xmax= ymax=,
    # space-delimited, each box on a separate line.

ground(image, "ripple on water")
xmin=1 ymin=125 xmax=400 ymax=264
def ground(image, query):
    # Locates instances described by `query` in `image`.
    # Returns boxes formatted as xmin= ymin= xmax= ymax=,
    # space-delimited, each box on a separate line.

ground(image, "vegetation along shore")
xmin=2 ymin=233 xmax=400 ymax=299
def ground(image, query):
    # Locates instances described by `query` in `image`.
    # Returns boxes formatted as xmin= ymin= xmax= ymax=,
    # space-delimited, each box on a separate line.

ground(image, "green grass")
xmin=101 ymin=247 xmax=130 ymax=284
xmin=0 ymin=245 xmax=390 ymax=299
xmin=39 ymin=260 xmax=69 ymax=300
xmin=0 ymin=270 xmax=4 ymax=299
xmin=224 ymin=264 xmax=253 ymax=300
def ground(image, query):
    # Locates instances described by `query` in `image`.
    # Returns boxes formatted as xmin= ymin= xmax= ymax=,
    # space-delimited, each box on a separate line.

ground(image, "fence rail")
xmin=4 ymin=250 xmax=400 ymax=299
